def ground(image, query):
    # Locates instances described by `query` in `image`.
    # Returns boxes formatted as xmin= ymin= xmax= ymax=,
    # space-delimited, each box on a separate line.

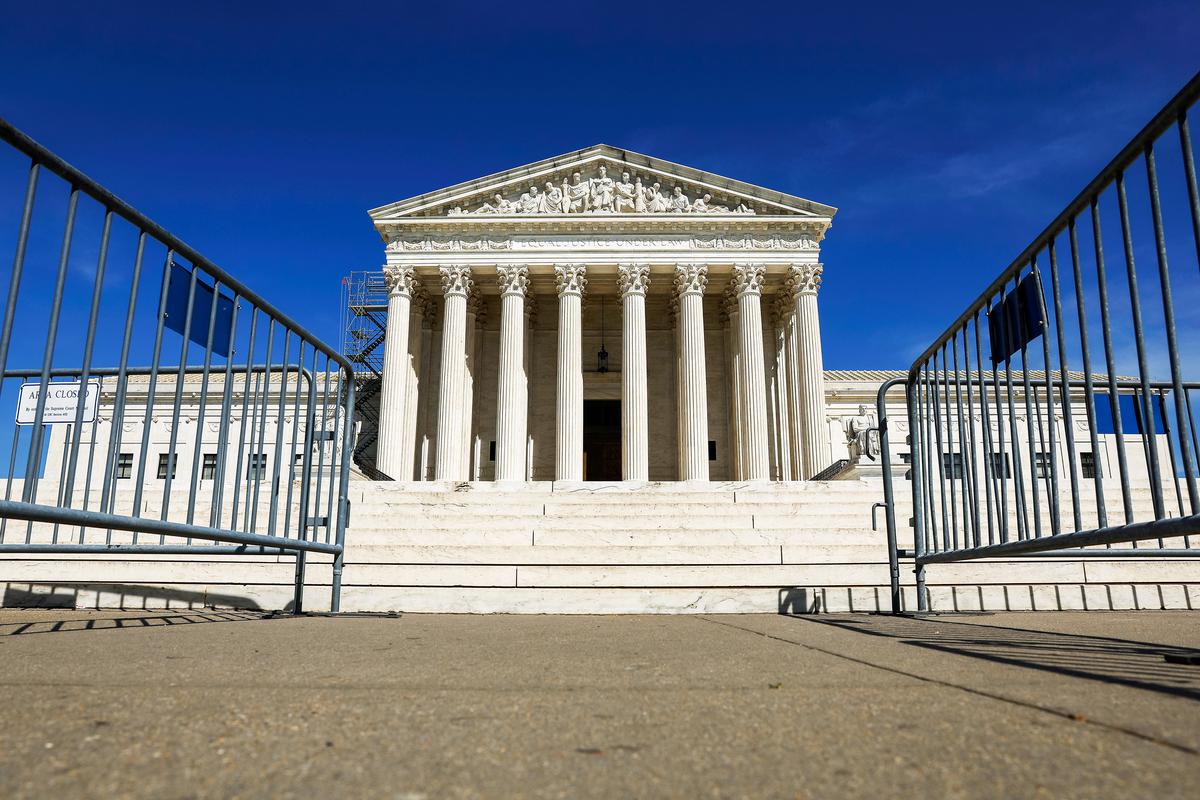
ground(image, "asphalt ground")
xmin=0 ymin=610 xmax=1197 ymax=799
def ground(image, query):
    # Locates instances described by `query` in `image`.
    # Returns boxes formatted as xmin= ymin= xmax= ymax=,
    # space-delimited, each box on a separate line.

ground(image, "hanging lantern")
xmin=597 ymin=295 xmax=609 ymax=373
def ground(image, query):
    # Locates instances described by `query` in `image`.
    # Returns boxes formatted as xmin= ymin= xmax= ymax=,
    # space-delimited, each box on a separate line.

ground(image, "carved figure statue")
xmin=518 ymin=185 xmax=541 ymax=214
xmin=647 ymin=182 xmax=668 ymax=213
xmin=633 ymin=177 xmax=647 ymax=213
xmin=590 ymin=165 xmax=615 ymax=211
xmin=614 ymin=171 xmax=637 ymax=213
xmin=564 ymin=172 xmax=590 ymax=213
xmin=733 ymin=200 xmax=756 ymax=214
xmin=671 ymin=186 xmax=691 ymax=213
xmin=844 ymin=404 xmax=880 ymax=463
xmin=540 ymin=181 xmax=564 ymax=213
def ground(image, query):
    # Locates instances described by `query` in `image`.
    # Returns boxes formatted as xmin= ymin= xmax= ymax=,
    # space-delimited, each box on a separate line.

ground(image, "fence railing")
xmin=0 ymin=116 xmax=357 ymax=612
xmin=878 ymin=71 xmax=1200 ymax=613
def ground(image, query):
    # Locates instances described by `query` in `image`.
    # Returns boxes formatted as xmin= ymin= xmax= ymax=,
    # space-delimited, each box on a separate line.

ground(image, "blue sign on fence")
xmin=163 ymin=260 xmax=235 ymax=357
xmin=988 ymin=271 xmax=1046 ymax=365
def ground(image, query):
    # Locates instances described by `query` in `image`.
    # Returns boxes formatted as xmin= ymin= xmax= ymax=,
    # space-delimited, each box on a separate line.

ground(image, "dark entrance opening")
xmin=583 ymin=399 xmax=621 ymax=481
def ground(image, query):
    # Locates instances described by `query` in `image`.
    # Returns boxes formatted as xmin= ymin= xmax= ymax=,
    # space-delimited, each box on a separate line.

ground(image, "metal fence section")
xmin=879 ymin=71 xmax=1200 ymax=612
xmin=0 ymin=116 xmax=357 ymax=612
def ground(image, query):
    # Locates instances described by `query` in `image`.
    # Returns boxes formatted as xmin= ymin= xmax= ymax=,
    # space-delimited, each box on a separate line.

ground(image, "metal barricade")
xmin=0 ymin=116 xmax=356 ymax=613
xmin=878 ymin=71 xmax=1200 ymax=612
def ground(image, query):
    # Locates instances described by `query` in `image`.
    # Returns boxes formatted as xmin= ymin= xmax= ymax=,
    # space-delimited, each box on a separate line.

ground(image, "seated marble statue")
xmin=670 ymin=186 xmax=691 ymax=213
xmin=614 ymin=171 xmax=637 ymax=213
xmin=540 ymin=182 xmax=564 ymax=213
xmin=564 ymin=172 xmax=590 ymax=213
xmin=692 ymin=193 xmax=711 ymax=213
xmin=646 ymin=182 xmax=669 ymax=213
xmin=590 ymin=165 xmax=615 ymax=211
xmin=518 ymin=186 xmax=541 ymax=214
xmin=733 ymin=200 xmax=756 ymax=214
xmin=474 ymin=193 xmax=509 ymax=214
xmin=633 ymin=177 xmax=648 ymax=213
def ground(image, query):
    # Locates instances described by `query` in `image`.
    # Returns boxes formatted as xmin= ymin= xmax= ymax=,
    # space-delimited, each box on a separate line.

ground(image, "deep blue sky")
xmin=1 ymin=1 xmax=1197 ymax=371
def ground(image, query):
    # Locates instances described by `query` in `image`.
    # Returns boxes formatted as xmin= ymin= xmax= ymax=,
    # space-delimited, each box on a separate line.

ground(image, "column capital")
xmin=554 ymin=264 xmax=588 ymax=297
xmin=439 ymin=264 xmax=474 ymax=298
xmin=732 ymin=263 xmax=766 ymax=297
xmin=617 ymin=263 xmax=651 ymax=297
xmin=786 ymin=263 xmax=824 ymax=296
xmin=496 ymin=265 xmax=530 ymax=297
xmin=674 ymin=264 xmax=708 ymax=297
xmin=383 ymin=265 xmax=420 ymax=298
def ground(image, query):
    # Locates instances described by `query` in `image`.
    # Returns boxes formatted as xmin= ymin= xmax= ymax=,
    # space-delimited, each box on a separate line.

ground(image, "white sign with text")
xmin=16 ymin=380 xmax=100 ymax=425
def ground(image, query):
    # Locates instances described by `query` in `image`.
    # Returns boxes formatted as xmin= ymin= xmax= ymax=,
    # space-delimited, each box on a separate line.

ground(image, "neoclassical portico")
xmin=369 ymin=145 xmax=835 ymax=482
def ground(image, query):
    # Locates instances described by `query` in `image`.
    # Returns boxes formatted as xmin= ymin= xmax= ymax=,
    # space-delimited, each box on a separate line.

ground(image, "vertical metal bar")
xmin=1070 ymin=217 xmax=1108 ymax=527
xmin=160 ymin=265 xmax=201 ymax=530
xmin=1158 ymin=389 xmax=1185 ymax=517
xmin=1179 ymin=111 xmax=1200 ymax=279
xmin=22 ymin=187 xmax=79 ymax=504
xmin=952 ymin=332 xmax=977 ymax=546
xmin=185 ymin=280 xmax=225 ymax=530
xmin=877 ymin=379 xmax=903 ymax=612
xmin=61 ymin=211 xmax=113 ymax=510
xmin=972 ymin=312 xmax=998 ymax=545
xmin=1048 ymin=237 xmax=1083 ymax=531
xmin=1 ymin=426 xmax=21 ymax=542
xmin=0 ymin=162 xmax=40 ymax=380
xmin=1013 ymin=263 xmax=1044 ymax=539
xmin=282 ymin=350 xmax=307 ymax=541
xmin=292 ymin=349 xmax=320 ymax=613
xmin=77 ymin=375 xmax=103 ymax=541
xmin=1115 ymin=173 xmax=1166 ymax=519
xmin=329 ymin=372 xmax=357 ymax=614
xmin=929 ymin=355 xmax=950 ymax=549
xmin=960 ymin=325 xmax=982 ymax=547
xmin=325 ymin=369 xmax=346 ymax=544
xmin=921 ymin=366 xmax=940 ymax=553
xmin=310 ymin=363 xmax=333 ymax=544
xmin=1034 ymin=263 xmax=1062 ymax=537
xmin=906 ymin=378 xmax=928 ymax=611
xmin=989 ymin=300 xmax=1013 ymax=543
xmin=1144 ymin=146 xmax=1199 ymax=512
xmin=99 ymin=233 xmax=146 ymax=523
xmin=249 ymin=321 xmax=277 ymax=534
xmin=131 ymin=251 xmax=176 ymax=536
xmin=267 ymin=332 xmax=293 ymax=536
xmin=1091 ymin=200 xmax=1134 ymax=524
xmin=940 ymin=345 xmax=960 ymax=550
xmin=209 ymin=297 xmax=241 ymax=527
xmin=228 ymin=309 xmax=259 ymax=530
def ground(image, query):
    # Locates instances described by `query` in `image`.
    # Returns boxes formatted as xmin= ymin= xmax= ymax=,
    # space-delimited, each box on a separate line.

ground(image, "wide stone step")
xmin=343 ymin=527 xmax=881 ymax=547
xmin=341 ymin=543 xmax=893 ymax=565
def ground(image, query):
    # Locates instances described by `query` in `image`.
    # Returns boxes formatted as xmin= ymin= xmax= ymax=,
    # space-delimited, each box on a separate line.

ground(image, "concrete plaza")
xmin=0 ymin=610 xmax=1196 ymax=798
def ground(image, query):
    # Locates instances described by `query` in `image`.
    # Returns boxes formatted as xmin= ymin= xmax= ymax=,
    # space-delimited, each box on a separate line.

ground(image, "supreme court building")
xmin=367 ymin=145 xmax=836 ymax=484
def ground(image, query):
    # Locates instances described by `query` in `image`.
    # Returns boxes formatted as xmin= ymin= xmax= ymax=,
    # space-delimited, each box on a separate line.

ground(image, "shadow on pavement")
xmin=0 ymin=610 xmax=283 ymax=637
xmin=792 ymin=614 xmax=1200 ymax=700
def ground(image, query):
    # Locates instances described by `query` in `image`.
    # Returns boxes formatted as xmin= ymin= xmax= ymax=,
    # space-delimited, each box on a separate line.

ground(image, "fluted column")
xmin=399 ymin=285 xmax=427 ymax=481
xmin=789 ymin=263 xmax=829 ymax=478
xmin=524 ymin=296 xmax=538 ymax=480
xmin=434 ymin=265 xmax=473 ymax=481
xmin=495 ymin=265 xmax=529 ymax=481
xmin=721 ymin=289 xmax=742 ymax=480
xmin=463 ymin=292 xmax=483 ymax=478
xmin=554 ymin=264 xmax=586 ymax=480
xmin=733 ymin=264 xmax=769 ymax=480
xmin=771 ymin=298 xmax=794 ymax=481
xmin=618 ymin=264 xmax=650 ymax=481
xmin=675 ymin=264 xmax=710 ymax=481
xmin=377 ymin=266 xmax=417 ymax=480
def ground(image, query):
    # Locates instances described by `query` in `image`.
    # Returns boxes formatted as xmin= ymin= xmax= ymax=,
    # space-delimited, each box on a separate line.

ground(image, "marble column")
xmin=721 ymin=288 xmax=743 ymax=480
xmin=617 ymin=264 xmax=650 ymax=481
xmin=463 ymin=292 xmax=483 ymax=478
xmin=789 ymin=263 xmax=829 ymax=479
xmin=733 ymin=264 xmax=769 ymax=480
xmin=399 ymin=285 xmax=427 ymax=481
xmin=554 ymin=264 xmax=586 ymax=481
xmin=771 ymin=298 xmax=794 ymax=481
xmin=377 ymin=266 xmax=417 ymax=480
xmin=675 ymin=264 xmax=710 ymax=481
xmin=434 ymin=265 xmax=473 ymax=481
xmin=495 ymin=265 xmax=529 ymax=481
xmin=416 ymin=300 xmax=436 ymax=480
xmin=524 ymin=296 xmax=538 ymax=481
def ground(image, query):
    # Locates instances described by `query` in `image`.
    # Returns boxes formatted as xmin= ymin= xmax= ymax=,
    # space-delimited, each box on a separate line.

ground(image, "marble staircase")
xmin=1 ymin=480 xmax=1197 ymax=613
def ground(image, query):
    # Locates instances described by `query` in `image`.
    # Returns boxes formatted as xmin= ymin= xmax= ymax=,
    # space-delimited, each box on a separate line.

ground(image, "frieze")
xmin=388 ymin=232 xmax=821 ymax=253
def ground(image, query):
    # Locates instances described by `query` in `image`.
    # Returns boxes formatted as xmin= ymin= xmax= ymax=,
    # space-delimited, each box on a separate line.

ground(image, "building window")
xmin=941 ymin=453 xmax=964 ymax=479
xmin=247 ymin=453 xmax=268 ymax=480
xmin=990 ymin=453 xmax=1011 ymax=479
xmin=116 ymin=453 xmax=133 ymax=479
xmin=1034 ymin=452 xmax=1053 ymax=479
xmin=1081 ymin=452 xmax=1098 ymax=479
xmin=201 ymin=454 xmax=218 ymax=480
xmin=157 ymin=453 xmax=176 ymax=480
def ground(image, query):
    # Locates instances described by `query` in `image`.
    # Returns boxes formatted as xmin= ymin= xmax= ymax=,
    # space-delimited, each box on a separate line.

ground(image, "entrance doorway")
xmin=583 ymin=400 xmax=621 ymax=480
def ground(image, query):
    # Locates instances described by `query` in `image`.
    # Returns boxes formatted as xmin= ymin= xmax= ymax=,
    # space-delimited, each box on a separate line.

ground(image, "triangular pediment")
xmin=369 ymin=144 xmax=836 ymax=221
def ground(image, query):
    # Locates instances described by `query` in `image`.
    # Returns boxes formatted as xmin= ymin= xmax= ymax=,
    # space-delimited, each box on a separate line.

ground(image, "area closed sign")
xmin=16 ymin=380 xmax=100 ymax=425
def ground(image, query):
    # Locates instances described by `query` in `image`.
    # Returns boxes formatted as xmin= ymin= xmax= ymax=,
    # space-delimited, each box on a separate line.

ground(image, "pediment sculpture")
xmin=444 ymin=164 xmax=758 ymax=217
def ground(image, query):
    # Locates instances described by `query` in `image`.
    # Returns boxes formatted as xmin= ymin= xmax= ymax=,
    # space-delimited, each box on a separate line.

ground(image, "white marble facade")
xmin=369 ymin=145 xmax=836 ymax=482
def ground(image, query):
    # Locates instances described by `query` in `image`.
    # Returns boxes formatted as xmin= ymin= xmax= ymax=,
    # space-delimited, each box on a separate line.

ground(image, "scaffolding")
xmin=340 ymin=270 xmax=390 ymax=477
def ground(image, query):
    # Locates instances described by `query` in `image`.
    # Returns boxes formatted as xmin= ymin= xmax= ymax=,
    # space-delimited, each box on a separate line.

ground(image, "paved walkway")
xmin=0 ymin=610 xmax=1197 ymax=798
